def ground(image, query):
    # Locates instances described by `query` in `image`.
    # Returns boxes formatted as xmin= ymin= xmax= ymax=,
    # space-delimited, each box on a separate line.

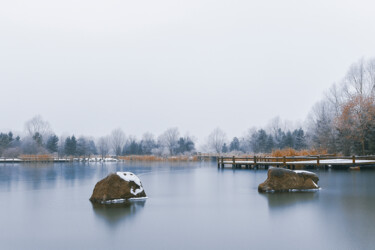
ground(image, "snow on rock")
xmin=116 ymin=172 xmax=144 ymax=195
xmin=90 ymin=172 xmax=147 ymax=203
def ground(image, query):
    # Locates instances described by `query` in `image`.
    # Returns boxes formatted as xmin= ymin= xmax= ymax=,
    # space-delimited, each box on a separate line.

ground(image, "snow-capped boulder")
xmin=258 ymin=168 xmax=319 ymax=192
xmin=90 ymin=172 xmax=147 ymax=203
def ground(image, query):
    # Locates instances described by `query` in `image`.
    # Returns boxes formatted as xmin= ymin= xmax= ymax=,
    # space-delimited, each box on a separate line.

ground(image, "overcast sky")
xmin=1 ymin=0 xmax=375 ymax=144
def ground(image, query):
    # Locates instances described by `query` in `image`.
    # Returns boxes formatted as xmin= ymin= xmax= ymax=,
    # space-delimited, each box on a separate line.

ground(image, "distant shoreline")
xmin=0 ymin=155 xmax=201 ymax=163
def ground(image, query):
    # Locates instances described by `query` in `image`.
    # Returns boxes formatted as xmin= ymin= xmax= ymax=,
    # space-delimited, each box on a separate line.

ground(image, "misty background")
xmin=1 ymin=0 xmax=375 ymax=145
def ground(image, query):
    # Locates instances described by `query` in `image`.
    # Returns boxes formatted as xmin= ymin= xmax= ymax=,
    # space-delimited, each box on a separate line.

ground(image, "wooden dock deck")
xmin=217 ymin=155 xmax=375 ymax=169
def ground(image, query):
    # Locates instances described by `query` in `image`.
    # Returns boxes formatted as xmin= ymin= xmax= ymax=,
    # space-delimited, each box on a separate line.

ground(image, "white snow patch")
xmin=289 ymin=187 xmax=320 ymax=192
xmin=294 ymin=170 xmax=315 ymax=174
xmin=101 ymin=196 xmax=148 ymax=204
xmin=116 ymin=172 xmax=144 ymax=196
xmin=128 ymin=197 xmax=148 ymax=201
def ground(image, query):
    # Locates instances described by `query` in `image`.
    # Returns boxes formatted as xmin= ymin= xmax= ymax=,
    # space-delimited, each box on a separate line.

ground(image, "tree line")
xmin=0 ymin=119 xmax=196 ymax=158
xmin=308 ymin=57 xmax=375 ymax=155
xmin=1 ymin=57 xmax=375 ymax=157
xmin=204 ymin=126 xmax=306 ymax=154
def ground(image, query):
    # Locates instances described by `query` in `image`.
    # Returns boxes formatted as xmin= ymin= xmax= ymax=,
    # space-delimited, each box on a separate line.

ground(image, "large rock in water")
xmin=258 ymin=168 xmax=319 ymax=192
xmin=90 ymin=172 xmax=147 ymax=203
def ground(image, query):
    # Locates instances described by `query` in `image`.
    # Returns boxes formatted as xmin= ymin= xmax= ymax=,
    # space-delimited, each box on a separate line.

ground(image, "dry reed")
xmin=270 ymin=148 xmax=329 ymax=157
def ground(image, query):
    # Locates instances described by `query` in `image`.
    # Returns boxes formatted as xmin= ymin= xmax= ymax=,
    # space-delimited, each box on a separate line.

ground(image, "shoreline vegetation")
xmin=0 ymin=149 xmax=330 ymax=163
xmin=1 ymin=58 xmax=375 ymax=161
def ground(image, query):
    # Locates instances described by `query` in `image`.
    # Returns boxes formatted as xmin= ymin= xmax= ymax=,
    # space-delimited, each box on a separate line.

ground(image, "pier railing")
xmin=217 ymin=155 xmax=375 ymax=168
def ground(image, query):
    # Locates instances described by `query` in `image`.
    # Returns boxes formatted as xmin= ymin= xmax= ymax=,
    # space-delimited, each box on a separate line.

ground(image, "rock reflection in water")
xmin=91 ymin=200 xmax=146 ymax=227
xmin=261 ymin=191 xmax=319 ymax=209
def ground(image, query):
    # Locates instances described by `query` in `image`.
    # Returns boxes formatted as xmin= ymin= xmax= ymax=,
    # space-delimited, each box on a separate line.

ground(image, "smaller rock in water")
xmin=258 ymin=167 xmax=319 ymax=193
xmin=90 ymin=172 xmax=147 ymax=203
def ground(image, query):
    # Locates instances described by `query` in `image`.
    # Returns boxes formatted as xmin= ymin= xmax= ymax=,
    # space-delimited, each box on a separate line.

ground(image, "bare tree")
xmin=307 ymin=100 xmax=338 ymax=153
xmin=110 ymin=128 xmax=126 ymax=157
xmin=345 ymin=58 xmax=365 ymax=96
xmin=158 ymin=127 xmax=180 ymax=155
xmin=325 ymin=83 xmax=342 ymax=117
xmin=343 ymin=58 xmax=375 ymax=98
xmin=207 ymin=127 xmax=227 ymax=154
xmin=141 ymin=132 xmax=156 ymax=154
xmin=24 ymin=115 xmax=51 ymax=138
xmin=98 ymin=136 xmax=110 ymax=159
xmin=366 ymin=58 xmax=375 ymax=95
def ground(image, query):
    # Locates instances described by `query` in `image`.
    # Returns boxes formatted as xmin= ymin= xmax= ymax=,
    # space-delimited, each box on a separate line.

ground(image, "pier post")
xmin=283 ymin=156 xmax=286 ymax=167
xmin=221 ymin=157 xmax=224 ymax=168
xmin=254 ymin=156 xmax=257 ymax=169
xmin=317 ymin=156 xmax=320 ymax=167
xmin=352 ymin=155 xmax=356 ymax=165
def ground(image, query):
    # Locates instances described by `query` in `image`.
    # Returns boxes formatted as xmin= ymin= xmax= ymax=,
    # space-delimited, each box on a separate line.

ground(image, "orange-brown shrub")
xmin=270 ymin=148 xmax=329 ymax=157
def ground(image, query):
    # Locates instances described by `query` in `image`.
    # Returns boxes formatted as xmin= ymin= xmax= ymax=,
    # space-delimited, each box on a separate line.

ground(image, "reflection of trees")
xmin=91 ymin=200 xmax=146 ymax=227
xmin=61 ymin=162 xmax=96 ymax=183
xmin=261 ymin=192 xmax=318 ymax=209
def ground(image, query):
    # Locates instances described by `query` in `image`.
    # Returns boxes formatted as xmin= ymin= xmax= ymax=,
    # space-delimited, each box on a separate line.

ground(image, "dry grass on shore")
xmin=270 ymin=148 xmax=329 ymax=157
xmin=19 ymin=154 xmax=56 ymax=161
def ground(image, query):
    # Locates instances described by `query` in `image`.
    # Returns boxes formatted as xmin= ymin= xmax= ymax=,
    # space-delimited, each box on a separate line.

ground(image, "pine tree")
xmin=32 ymin=132 xmax=43 ymax=146
xmin=229 ymin=137 xmax=240 ymax=151
xmin=64 ymin=135 xmax=77 ymax=156
xmin=46 ymin=135 xmax=59 ymax=153
xmin=265 ymin=135 xmax=274 ymax=153
xmin=294 ymin=128 xmax=306 ymax=150
xmin=222 ymin=143 xmax=228 ymax=153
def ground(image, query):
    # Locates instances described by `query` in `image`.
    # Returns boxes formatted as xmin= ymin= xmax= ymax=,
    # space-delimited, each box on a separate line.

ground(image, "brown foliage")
xmin=335 ymin=95 xmax=375 ymax=154
xmin=270 ymin=148 xmax=328 ymax=157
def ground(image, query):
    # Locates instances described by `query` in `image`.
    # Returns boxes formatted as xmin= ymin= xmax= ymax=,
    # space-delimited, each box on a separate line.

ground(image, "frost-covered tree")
xmin=140 ymin=132 xmax=156 ymax=155
xmin=158 ymin=127 xmax=180 ymax=155
xmin=206 ymin=128 xmax=227 ymax=154
xmin=110 ymin=128 xmax=126 ymax=157
xmin=293 ymin=128 xmax=306 ymax=150
xmin=98 ymin=136 xmax=110 ymax=159
xmin=24 ymin=115 xmax=51 ymax=138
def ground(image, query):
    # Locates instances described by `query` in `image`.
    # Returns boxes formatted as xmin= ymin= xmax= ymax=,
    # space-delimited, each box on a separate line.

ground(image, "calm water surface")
xmin=0 ymin=162 xmax=375 ymax=250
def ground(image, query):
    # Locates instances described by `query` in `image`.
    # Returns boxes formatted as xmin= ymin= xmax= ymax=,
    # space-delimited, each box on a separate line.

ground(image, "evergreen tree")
xmin=257 ymin=129 xmax=268 ymax=153
xmin=32 ymin=132 xmax=43 ymax=147
xmin=294 ymin=128 xmax=306 ymax=150
xmin=265 ymin=135 xmax=274 ymax=153
xmin=283 ymin=131 xmax=294 ymax=148
xmin=0 ymin=132 xmax=14 ymax=155
xmin=229 ymin=137 xmax=240 ymax=151
xmin=46 ymin=135 xmax=59 ymax=153
xmin=222 ymin=143 xmax=228 ymax=153
xmin=176 ymin=137 xmax=195 ymax=154
xmin=71 ymin=136 xmax=77 ymax=155
xmin=88 ymin=140 xmax=97 ymax=155
xmin=64 ymin=135 xmax=77 ymax=156
xmin=76 ymin=137 xmax=88 ymax=156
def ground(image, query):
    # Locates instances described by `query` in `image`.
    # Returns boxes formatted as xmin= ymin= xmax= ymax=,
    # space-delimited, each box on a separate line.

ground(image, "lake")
xmin=0 ymin=162 xmax=374 ymax=250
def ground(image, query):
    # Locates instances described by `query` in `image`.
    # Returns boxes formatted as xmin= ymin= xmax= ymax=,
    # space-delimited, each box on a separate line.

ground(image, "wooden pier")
xmin=217 ymin=155 xmax=375 ymax=170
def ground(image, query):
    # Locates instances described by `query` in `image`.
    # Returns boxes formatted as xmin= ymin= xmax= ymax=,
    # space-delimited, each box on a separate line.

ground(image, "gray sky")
xmin=1 ymin=0 xmax=375 ymax=144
